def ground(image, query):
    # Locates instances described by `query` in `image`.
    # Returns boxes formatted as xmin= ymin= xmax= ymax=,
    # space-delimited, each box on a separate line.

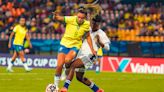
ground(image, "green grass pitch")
xmin=0 ymin=66 xmax=164 ymax=92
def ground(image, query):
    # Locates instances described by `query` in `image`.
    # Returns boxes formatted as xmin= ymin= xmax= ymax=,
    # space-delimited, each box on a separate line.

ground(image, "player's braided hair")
xmin=83 ymin=4 xmax=102 ymax=20
xmin=78 ymin=7 xmax=87 ymax=16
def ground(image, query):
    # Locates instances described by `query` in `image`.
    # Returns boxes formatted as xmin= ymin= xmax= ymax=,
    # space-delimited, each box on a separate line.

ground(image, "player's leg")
xmin=65 ymin=50 xmax=77 ymax=63
xmin=61 ymin=47 xmax=78 ymax=81
xmin=7 ymin=51 xmax=18 ymax=72
xmin=60 ymin=58 xmax=84 ymax=92
xmin=54 ymin=45 xmax=70 ymax=91
xmin=95 ymin=57 xmax=101 ymax=73
xmin=18 ymin=50 xmax=32 ymax=71
xmin=76 ymin=71 xmax=104 ymax=92
xmin=55 ymin=46 xmax=78 ymax=91
xmin=55 ymin=52 xmax=66 ymax=88
xmin=60 ymin=61 xmax=72 ymax=81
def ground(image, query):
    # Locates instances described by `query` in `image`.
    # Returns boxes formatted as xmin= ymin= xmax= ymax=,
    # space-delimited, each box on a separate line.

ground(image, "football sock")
xmin=11 ymin=60 xmax=14 ymax=64
xmin=64 ymin=79 xmax=71 ymax=89
xmin=22 ymin=61 xmax=29 ymax=70
xmin=89 ymin=82 xmax=99 ymax=92
xmin=7 ymin=60 xmax=14 ymax=69
xmin=54 ymin=75 xmax=60 ymax=87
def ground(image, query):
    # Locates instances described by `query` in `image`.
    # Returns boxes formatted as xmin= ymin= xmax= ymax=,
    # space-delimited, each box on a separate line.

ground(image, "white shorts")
xmin=77 ymin=54 xmax=97 ymax=69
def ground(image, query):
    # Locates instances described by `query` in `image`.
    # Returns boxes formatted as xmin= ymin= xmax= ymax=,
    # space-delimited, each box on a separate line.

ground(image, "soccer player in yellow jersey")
xmin=60 ymin=15 xmax=109 ymax=92
xmin=7 ymin=16 xmax=32 ymax=72
xmin=52 ymin=8 xmax=96 ymax=90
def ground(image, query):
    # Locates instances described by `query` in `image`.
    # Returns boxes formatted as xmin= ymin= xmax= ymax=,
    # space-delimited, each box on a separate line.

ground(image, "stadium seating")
xmin=0 ymin=0 xmax=163 ymax=57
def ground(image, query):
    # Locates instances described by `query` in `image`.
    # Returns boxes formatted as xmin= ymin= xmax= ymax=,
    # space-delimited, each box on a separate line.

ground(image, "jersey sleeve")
xmin=85 ymin=21 xmax=91 ymax=32
xmin=99 ymin=29 xmax=111 ymax=44
xmin=64 ymin=16 xmax=76 ymax=24
xmin=13 ymin=25 xmax=18 ymax=33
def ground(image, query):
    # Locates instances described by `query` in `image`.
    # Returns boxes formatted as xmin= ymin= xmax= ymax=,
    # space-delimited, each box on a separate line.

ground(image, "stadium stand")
xmin=0 ymin=0 xmax=163 ymax=57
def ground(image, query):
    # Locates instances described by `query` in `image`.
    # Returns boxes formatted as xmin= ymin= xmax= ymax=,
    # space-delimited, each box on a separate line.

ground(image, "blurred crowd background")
xmin=0 ymin=0 xmax=163 ymax=42
xmin=0 ymin=0 xmax=164 ymax=57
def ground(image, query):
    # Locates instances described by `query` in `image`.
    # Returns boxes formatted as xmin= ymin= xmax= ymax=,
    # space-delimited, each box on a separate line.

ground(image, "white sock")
xmin=89 ymin=82 xmax=94 ymax=88
xmin=96 ymin=61 xmax=99 ymax=65
xmin=54 ymin=75 xmax=60 ymax=87
xmin=61 ymin=68 xmax=66 ymax=79
xmin=7 ymin=62 xmax=13 ymax=70
xmin=96 ymin=66 xmax=100 ymax=71
xmin=23 ymin=62 xmax=29 ymax=70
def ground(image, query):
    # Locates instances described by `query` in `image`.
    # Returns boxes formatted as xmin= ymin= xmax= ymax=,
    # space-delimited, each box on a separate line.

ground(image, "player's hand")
xmin=92 ymin=50 xmax=97 ymax=56
xmin=8 ymin=43 xmax=11 ymax=48
xmin=52 ymin=11 xmax=59 ymax=19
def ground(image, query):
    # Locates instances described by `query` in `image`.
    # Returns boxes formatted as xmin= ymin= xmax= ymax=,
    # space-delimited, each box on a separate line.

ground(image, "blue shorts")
xmin=58 ymin=45 xmax=79 ymax=54
xmin=98 ymin=56 xmax=102 ymax=59
xmin=13 ymin=45 xmax=24 ymax=52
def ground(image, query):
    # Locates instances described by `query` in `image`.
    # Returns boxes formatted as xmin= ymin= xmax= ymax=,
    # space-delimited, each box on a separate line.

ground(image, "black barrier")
xmin=127 ymin=42 xmax=142 ymax=57
xmin=0 ymin=54 xmax=96 ymax=70
xmin=0 ymin=40 xmax=9 ymax=53
xmin=1 ymin=39 xmax=164 ymax=58
xmin=105 ymin=41 xmax=164 ymax=58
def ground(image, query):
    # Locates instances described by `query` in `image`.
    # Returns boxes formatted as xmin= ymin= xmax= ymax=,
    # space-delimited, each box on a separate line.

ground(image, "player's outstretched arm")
xmin=52 ymin=11 xmax=64 ymax=21
xmin=96 ymin=35 xmax=104 ymax=47
xmin=96 ymin=34 xmax=110 ymax=50
xmin=86 ymin=32 xmax=96 ymax=55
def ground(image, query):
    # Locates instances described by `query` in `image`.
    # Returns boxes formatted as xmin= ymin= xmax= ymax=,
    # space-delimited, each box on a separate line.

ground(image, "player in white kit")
xmin=60 ymin=15 xmax=110 ymax=92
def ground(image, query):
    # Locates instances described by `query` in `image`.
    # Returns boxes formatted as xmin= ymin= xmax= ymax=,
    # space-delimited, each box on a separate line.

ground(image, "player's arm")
xmin=53 ymin=11 xmax=64 ymax=21
xmin=25 ymin=33 xmax=32 ymax=48
xmin=96 ymin=35 xmax=110 ymax=50
xmin=86 ymin=32 xmax=96 ymax=55
xmin=8 ymin=32 xmax=15 ymax=48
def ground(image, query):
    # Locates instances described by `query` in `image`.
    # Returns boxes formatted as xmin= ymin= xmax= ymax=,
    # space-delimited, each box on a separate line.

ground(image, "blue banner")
xmin=0 ymin=54 xmax=96 ymax=70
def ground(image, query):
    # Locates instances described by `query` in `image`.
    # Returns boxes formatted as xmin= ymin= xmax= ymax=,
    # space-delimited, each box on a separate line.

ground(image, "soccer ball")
xmin=45 ymin=84 xmax=57 ymax=92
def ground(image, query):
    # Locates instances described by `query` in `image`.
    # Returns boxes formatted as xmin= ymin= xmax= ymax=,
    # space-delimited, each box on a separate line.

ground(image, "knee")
xmin=65 ymin=57 xmax=72 ymax=63
xmin=56 ymin=64 xmax=63 ymax=70
xmin=65 ymin=63 xmax=71 ymax=69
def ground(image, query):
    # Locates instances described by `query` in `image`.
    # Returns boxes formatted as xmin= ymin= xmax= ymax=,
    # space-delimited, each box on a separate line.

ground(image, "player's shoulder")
xmin=71 ymin=16 xmax=77 ymax=19
xmin=14 ymin=24 xmax=20 ymax=28
xmin=97 ymin=29 xmax=105 ymax=34
xmin=84 ymin=20 xmax=90 ymax=24
xmin=68 ymin=16 xmax=77 ymax=19
xmin=13 ymin=24 xmax=21 ymax=31
xmin=64 ymin=16 xmax=76 ymax=21
xmin=83 ymin=20 xmax=90 ymax=27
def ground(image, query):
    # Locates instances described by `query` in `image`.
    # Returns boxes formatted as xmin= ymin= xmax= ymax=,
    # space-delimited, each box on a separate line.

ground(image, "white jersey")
xmin=78 ymin=29 xmax=110 ymax=56
xmin=76 ymin=29 xmax=110 ymax=69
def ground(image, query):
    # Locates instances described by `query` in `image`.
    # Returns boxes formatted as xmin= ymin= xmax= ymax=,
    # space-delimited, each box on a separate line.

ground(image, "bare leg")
xmin=18 ymin=51 xmax=32 ymax=71
xmin=76 ymin=72 xmax=91 ymax=86
xmin=61 ymin=58 xmax=101 ymax=92
xmin=66 ymin=59 xmax=84 ymax=81
xmin=54 ymin=53 xmax=66 ymax=88
xmin=7 ymin=51 xmax=18 ymax=72
xmin=60 ymin=50 xmax=77 ymax=81
xmin=56 ymin=53 xmax=66 ymax=76
xmin=55 ymin=50 xmax=77 ymax=91
xmin=11 ymin=51 xmax=18 ymax=61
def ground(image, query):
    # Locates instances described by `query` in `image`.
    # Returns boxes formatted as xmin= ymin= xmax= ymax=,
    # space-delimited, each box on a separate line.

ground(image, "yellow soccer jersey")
xmin=97 ymin=47 xmax=103 ymax=57
xmin=13 ymin=25 xmax=28 ymax=46
xmin=60 ymin=16 xmax=90 ymax=49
